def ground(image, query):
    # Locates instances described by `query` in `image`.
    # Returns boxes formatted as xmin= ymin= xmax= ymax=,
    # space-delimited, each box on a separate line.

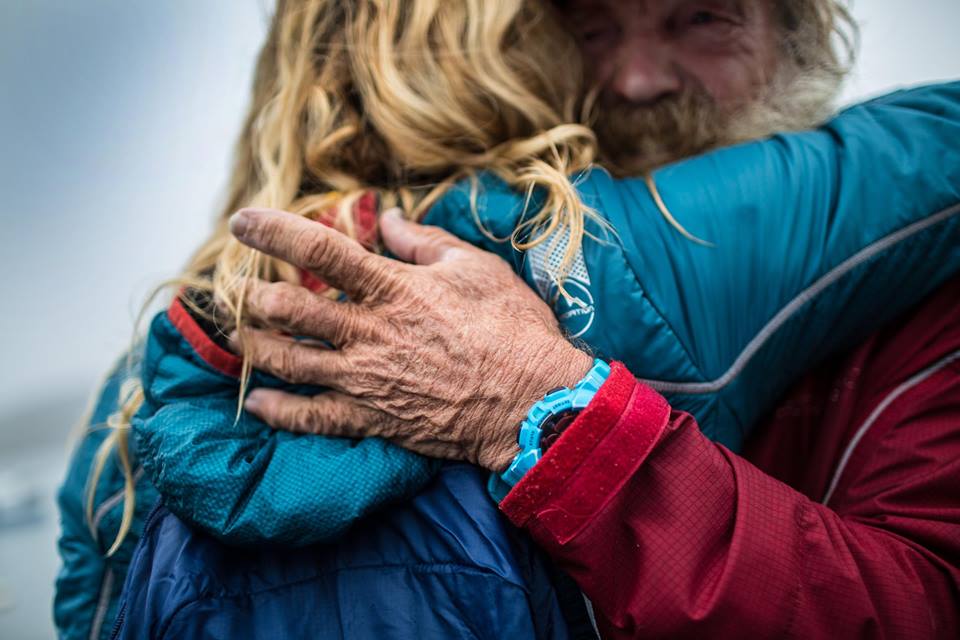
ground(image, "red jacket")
xmin=501 ymin=277 xmax=960 ymax=639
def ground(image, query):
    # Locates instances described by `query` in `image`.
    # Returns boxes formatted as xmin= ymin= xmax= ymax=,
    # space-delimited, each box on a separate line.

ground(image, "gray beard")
xmin=593 ymin=65 xmax=842 ymax=176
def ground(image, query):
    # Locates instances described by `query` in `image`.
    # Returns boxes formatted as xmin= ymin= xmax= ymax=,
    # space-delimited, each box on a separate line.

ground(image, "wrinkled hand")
xmin=229 ymin=207 xmax=593 ymax=472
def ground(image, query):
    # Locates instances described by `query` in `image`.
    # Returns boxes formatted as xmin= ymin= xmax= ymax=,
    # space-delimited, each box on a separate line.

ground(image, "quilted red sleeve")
xmin=500 ymin=361 xmax=960 ymax=639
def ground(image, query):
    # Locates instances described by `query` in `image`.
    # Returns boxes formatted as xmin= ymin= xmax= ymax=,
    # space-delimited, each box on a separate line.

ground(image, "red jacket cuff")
xmin=499 ymin=361 xmax=671 ymax=541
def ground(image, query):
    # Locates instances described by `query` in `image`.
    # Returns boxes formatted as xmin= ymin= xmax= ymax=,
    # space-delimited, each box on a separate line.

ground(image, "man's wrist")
xmin=521 ymin=341 xmax=594 ymax=410
xmin=483 ymin=342 xmax=593 ymax=473
xmin=487 ymin=355 xmax=610 ymax=501
xmin=499 ymin=362 xmax=670 ymax=532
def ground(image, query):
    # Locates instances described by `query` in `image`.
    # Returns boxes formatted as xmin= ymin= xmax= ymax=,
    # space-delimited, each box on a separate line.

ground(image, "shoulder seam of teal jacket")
xmin=642 ymin=200 xmax=960 ymax=395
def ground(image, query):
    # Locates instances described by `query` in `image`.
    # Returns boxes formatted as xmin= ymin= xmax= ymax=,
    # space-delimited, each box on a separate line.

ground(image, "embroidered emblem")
xmin=528 ymin=232 xmax=595 ymax=338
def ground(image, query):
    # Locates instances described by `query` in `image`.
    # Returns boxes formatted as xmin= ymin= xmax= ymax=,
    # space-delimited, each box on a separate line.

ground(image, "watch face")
xmin=540 ymin=411 xmax=578 ymax=454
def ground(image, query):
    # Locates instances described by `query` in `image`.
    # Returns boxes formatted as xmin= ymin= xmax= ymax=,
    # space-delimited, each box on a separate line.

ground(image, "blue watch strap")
xmin=487 ymin=359 xmax=610 ymax=502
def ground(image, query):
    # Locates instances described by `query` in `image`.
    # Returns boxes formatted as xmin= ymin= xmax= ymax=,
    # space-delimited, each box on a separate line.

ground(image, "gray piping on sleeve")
xmin=91 ymin=466 xmax=145 ymax=535
xmin=640 ymin=202 xmax=960 ymax=395
xmin=582 ymin=593 xmax=601 ymax=638
xmin=822 ymin=348 xmax=960 ymax=505
xmin=88 ymin=567 xmax=115 ymax=640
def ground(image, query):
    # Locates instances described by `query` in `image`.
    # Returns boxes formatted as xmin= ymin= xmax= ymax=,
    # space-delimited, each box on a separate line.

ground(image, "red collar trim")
xmin=298 ymin=191 xmax=379 ymax=294
xmin=167 ymin=297 xmax=243 ymax=378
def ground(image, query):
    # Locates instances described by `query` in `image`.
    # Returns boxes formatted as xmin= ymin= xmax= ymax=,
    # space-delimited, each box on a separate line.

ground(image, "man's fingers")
xmin=244 ymin=280 xmax=373 ymax=345
xmin=379 ymin=208 xmax=469 ymax=265
xmin=230 ymin=208 xmax=398 ymax=297
xmin=235 ymin=328 xmax=346 ymax=388
xmin=244 ymin=389 xmax=380 ymax=439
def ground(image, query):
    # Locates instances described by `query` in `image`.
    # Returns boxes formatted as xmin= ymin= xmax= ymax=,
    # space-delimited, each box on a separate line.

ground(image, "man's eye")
xmin=689 ymin=11 xmax=719 ymax=26
xmin=668 ymin=6 xmax=739 ymax=38
xmin=581 ymin=25 xmax=618 ymax=43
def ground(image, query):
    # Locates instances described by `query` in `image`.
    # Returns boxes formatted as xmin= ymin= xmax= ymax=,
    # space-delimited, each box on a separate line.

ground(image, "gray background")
xmin=1 ymin=1 xmax=959 ymax=638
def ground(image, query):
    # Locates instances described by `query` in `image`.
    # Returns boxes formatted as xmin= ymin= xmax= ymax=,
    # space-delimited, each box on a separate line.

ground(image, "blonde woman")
xmin=55 ymin=0 xmax=960 ymax=638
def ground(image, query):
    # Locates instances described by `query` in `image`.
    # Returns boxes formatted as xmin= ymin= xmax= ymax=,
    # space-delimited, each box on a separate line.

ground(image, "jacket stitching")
xmin=88 ymin=567 xmax=114 ymax=640
xmin=821 ymin=347 xmax=960 ymax=505
xmin=91 ymin=466 xmax=145 ymax=534
xmin=644 ymin=202 xmax=960 ymax=395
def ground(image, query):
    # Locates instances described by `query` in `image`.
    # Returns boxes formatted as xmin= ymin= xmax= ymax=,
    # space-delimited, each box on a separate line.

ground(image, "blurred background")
xmin=1 ymin=1 xmax=959 ymax=637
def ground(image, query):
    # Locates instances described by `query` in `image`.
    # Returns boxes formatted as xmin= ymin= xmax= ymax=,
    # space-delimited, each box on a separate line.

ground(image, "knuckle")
xmin=269 ymin=343 xmax=297 ymax=379
xmin=261 ymin=285 xmax=293 ymax=323
xmin=301 ymin=233 xmax=338 ymax=271
xmin=255 ymin=216 xmax=281 ymax=246
xmin=349 ymin=261 xmax=391 ymax=300
xmin=294 ymin=403 xmax=319 ymax=432
xmin=286 ymin=303 xmax=311 ymax=333
xmin=412 ymin=238 xmax=445 ymax=264
xmin=330 ymin=312 xmax=358 ymax=344
xmin=241 ymin=333 xmax=264 ymax=363
xmin=382 ymin=269 xmax=415 ymax=300
xmin=283 ymin=295 xmax=311 ymax=330
xmin=377 ymin=418 xmax=400 ymax=440
xmin=312 ymin=401 xmax=334 ymax=428
xmin=262 ymin=344 xmax=283 ymax=374
xmin=329 ymin=401 xmax=353 ymax=430
xmin=284 ymin=350 xmax=312 ymax=384
xmin=336 ymin=355 xmax=365 ymax=394
xmin=355 ymin=367 xmax=384 ymax=394
xmin=424 ymin=226 xmax=457 ymax=245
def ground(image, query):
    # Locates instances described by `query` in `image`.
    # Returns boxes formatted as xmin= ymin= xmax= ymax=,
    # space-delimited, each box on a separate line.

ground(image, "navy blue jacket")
xmin=110 ymin=465 xmax=594 ymax=639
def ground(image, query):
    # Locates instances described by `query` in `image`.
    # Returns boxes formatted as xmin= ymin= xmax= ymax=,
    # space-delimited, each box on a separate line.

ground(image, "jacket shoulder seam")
xmin=646 ymin=201 xmax=960 ymax=395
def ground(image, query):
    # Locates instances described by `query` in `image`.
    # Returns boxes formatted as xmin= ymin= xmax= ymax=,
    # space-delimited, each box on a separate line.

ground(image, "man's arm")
xmin=500 ymin=360 xmax=960 ymax=639
xmin=226 ymin=188 xmax=960 ymax=637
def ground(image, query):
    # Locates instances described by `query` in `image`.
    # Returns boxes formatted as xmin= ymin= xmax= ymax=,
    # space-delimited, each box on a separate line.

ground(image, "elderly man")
xmin=226 ymin=1 xmax=960 ymax=638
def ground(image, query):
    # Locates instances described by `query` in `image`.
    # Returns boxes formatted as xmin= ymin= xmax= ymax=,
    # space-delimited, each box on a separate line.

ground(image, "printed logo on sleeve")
xmin=527 ymin=233 xmax=595 ymax=339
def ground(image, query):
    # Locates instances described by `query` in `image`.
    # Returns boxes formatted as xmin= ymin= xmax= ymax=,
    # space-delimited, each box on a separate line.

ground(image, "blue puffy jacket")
xmin=430 ymin=81 xmax=960 ymax=447
xmin=110 ymin=467 xmax=593 ymax=639
xmin=57 ymin=82 xmax=960 ymax=639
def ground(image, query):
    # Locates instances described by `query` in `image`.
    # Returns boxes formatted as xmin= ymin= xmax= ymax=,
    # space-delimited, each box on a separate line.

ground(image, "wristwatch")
xmin=487 ymin=359 xmax=610 ymax=502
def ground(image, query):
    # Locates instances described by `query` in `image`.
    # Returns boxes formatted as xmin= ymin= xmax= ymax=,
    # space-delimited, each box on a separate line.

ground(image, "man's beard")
xmin=592 ymin=66 xmax=840 ymax=176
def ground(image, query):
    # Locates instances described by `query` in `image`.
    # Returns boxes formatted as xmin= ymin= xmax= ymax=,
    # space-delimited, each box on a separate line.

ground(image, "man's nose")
xmin=608 ymin=37 xmax=682 ymax=104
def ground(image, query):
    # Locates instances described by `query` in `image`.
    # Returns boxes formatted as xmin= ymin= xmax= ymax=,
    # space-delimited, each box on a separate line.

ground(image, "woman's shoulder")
xmin=57 ymin=356 xmax=158 ymax=566
xmin=59 ymin=358 xmax=135 ymax=521
xmin=423 ymin=172 xmax=528 ymax=249
xmin=422 ymin=169 xmax=623 ymax=259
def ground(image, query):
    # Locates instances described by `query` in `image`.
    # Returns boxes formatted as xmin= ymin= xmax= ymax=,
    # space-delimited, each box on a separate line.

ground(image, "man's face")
xmin=559 ymin=0 xmax=782 ymax=173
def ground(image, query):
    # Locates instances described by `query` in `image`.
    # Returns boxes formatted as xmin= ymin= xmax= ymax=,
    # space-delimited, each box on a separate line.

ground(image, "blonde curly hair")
xmin=87 ymin=0 xmax=605 ymax=556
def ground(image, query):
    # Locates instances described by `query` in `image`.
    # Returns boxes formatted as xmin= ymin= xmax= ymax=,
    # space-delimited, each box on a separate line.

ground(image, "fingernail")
xmin=382 ymin=207 xmax=403 ymax=222
xmin=229 ymin=210 xmax=253 ymax=237
xmin=244 ymin=390 xmax=263 ymax=413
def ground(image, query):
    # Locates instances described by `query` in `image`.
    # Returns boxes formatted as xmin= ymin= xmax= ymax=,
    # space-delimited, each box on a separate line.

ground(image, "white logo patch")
xmin=527 ymin=232 xmax=595 ymax=338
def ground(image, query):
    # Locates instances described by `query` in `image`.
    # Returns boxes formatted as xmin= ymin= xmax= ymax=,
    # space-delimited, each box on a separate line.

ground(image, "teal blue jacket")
xmin=56 ymin=82 xmax=960 ymax=639
xmin=430 ymin=81 xmax=960 ymax=448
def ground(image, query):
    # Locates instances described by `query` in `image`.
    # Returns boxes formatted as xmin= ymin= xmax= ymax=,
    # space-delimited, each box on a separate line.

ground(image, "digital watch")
xmin=487 ymin=359 xmax=610 ymax=502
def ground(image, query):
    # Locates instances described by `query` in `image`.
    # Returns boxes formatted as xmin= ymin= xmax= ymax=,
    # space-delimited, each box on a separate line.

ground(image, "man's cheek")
xmin=678 ymin=53 xmax=757 ymax=105
xmin=588 ymin=56 xmax=618 ymax=93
